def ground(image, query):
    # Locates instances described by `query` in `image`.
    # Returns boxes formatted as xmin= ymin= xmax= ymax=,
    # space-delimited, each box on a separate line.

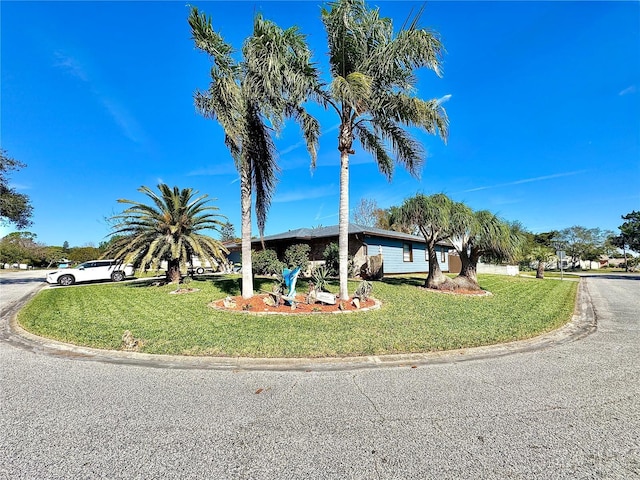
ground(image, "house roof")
xmin=224 ymin=224 xmax=451 ymax=247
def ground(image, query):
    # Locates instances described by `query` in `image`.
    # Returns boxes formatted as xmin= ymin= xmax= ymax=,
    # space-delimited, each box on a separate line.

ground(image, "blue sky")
xmin=2 ymin=1 xmax=639 ymax=247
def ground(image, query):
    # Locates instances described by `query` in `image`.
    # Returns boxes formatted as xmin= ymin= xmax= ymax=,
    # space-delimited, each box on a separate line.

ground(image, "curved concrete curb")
xmin=2 ymin=279 xmax=596 ymax=372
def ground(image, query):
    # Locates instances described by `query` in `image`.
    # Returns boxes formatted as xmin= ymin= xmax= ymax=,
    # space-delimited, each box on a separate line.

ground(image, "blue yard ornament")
xmin=282 ymin=267 xmax=301 ymax=305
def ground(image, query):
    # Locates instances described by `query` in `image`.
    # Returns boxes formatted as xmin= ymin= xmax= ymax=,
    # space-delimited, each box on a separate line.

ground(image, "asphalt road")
xmin=0 ymin=270 xmax=46 ymax=320
xmin=1 ymin=275 xmax=638 ymax=479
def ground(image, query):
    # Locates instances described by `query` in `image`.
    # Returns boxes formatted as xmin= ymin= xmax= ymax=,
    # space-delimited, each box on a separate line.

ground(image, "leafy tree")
xmin=374 ymin=205 xmax=413 ymax=234
xmin=400 ymin=193 xmax=453 ymax=289
xmin=219 ymin=222 xmax=236 ymax=242
xmin=533 ymin=231 xmax=559 ymax=248
xmin=609 ymin=234 xmax=630 ymax=271
xmin=557 ymin=226 xmax=610 ymax=269
xmin=320 ymin=0 xmax=448 ymax=299
xmin=252 ymin=249 xmax=284 ymax=276
xmin=68 ymin=246 xmax=102 ymax=263
xmin=0 ymin=232 xmax=45 ymax=266
xmin=62 ymin=241 xmax=70 ymax=252
xmin=283 ymin=243 xmax=310 ymax=272
xmin=323 ymin=242 xmax=340 ymax=276
xmin=190 ymin=8 xmax=320 ymax=298
xmin=619 ymin=210 xmax=640 ymax=253
xmin=43 ymin=246 xmax=66 ymax=268
xmin=103 ymin=184 xmax=228 ymax=283
xmin=352 ymin=198 xmax=378 ymax=227
xmin=0 ymin=149 xmax=33 ymax=229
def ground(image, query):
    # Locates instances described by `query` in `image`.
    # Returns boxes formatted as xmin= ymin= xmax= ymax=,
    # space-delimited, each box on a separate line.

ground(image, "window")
xmin=403 ymin=243 xmax=413 ymax=262
xmin=441 ymin=248 xmax=446 ymax=262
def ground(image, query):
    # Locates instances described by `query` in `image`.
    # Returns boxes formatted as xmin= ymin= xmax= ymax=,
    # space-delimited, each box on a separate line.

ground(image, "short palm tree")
xmin=452 ymin=210 xmax=522 ymax=289
xmin=400 ymin=193 xmax=454 ymax=289
xmin=529 ymin=245 xmax=554 ymax=279
xmin=321 ymin=0 xmax=448 ymax=299
xmin=189 ymin=7 xmax=320 ymax=298
xmin=103 ymin=184 xmax=228 ymax=283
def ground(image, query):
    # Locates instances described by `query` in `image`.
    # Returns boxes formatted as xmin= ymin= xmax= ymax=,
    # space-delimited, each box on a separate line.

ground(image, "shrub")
xmin=252 ymin=249 xmax=284 ymax=276
xmin=323 ymin=242 xmax=339 ymax=276
xmin=323 ymin=242 xmax=357 ymax=277
xmin=283 ymin=243 xmax=310 ymax=272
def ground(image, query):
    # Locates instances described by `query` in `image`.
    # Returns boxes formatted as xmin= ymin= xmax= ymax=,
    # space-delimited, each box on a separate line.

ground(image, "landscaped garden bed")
xmin=208 ymin=293 xmax=379 ymax=314
xmin=18 ymin=274 xmax=578 ymax=358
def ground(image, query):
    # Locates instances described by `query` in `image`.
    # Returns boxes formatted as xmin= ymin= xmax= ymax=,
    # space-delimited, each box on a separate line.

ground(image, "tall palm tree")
xmin=103 ymin=184 xmax=228 ymax=283
xmin=400 ymin=193 xmax=454 ymax=289
xmin=189 ymin=7 xmax=320 ymax=298
xmin=320 ymin=0 xmax=448 ymax=299
xmin=452 ymin=210 xmax=522 ymax=289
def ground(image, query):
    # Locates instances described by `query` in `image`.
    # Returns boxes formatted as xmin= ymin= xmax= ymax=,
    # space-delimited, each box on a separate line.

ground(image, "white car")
xmin=46 ymin=260 xmax=135 ymax=286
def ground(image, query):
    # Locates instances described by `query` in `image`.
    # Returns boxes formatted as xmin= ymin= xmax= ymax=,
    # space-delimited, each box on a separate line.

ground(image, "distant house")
xmin=226 ymin=224 xmax=451 ymax=275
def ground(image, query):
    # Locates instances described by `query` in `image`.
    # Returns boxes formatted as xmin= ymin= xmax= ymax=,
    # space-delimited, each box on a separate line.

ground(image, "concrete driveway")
xmin=1 ymin=275 xmax=638 ymax=479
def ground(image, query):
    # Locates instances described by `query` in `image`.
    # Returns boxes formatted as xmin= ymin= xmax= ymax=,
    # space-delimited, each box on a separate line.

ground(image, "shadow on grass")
xmin=125 ymin=278 xmax=167 ymax=288
xmin=206 ymin=275 xmax=258 ymax=296
xmin=379 ymin=276 xmax=425 ymax=288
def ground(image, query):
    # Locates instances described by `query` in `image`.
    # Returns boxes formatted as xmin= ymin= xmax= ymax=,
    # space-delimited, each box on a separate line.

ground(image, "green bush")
xmin=252 ymin=249 xmax=284 ymax=275
xmin=323 ymin=242 xmax=339 ymax=276
xmin=323 ymin=242 xmax=356 ymax=277
xmin=283 ymin=243 xmax=310 ymax=272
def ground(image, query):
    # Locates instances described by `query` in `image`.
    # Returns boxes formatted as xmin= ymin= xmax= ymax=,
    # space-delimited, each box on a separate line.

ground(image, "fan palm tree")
xmin=400 ymin=193 xmax=454 ymax=289
xmin=103 ymin=184 xmax=228 ymax=283
xmin=189 ymin=7 xmax=320 ymax=298
xmin=320 ymin=0 xmax=448 ymax=299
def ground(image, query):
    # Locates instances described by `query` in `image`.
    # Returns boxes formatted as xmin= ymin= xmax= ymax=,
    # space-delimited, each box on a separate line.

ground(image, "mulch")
xmin=209 ymin=293 xmax=378 ymax=314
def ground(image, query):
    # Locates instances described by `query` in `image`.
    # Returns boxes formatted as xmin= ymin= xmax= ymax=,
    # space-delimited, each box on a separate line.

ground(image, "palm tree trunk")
xmin=167 ymin=258 xmax=181 ymax=284
xmin=338 ymin=150 xmax=350 ymax=300
xmin=457 ymin=248 xmax=480 ymax=288
xmin=425 ymin=243 xmax=447 ymax=288
xmin=240 ymin=164 xmax=253 ymax=299
xmin=536 ymin=260 xmax=545 ymax=279
xmin=458 ymin=252 xmax=478 ymax=284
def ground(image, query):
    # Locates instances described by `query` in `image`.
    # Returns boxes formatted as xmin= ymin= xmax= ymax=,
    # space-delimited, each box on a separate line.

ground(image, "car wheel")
xmin=196 ymin=267 xmax=205 ymax=275
xmin=58 ymin=275 xmax=74 ymax=286
xmin=111 ymin=271 xmax=125 ymax=282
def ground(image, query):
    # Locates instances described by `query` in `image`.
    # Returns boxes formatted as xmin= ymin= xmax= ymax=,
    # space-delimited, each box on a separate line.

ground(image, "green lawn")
xmin=18 ymin=274 xmax=578 ymax=358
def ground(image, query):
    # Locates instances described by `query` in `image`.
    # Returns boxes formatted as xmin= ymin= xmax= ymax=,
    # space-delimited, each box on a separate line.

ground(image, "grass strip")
xmin=18 ymin=274 xmax=578 ymax=357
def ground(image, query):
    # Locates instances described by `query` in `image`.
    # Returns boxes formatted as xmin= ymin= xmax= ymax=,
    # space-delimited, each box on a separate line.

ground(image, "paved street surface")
xmin=1 ymin=275 xmax=638 ymax=479
xmin=0 ymin=270 xmax=46 ymax=320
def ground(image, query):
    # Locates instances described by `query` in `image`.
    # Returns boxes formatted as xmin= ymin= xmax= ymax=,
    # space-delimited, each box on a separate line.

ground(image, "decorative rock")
xmin=223 ymin=296 xmax=237 ymax=308
xmin=121 ymin=330 xmax=143 ymax=351
xmin=352 ymin=297 xmax=360 ymax=309
xmin=263 ymin=295 xmax=277 ymax=307
xmin=315 ymin=291 xmax=336 ymax=305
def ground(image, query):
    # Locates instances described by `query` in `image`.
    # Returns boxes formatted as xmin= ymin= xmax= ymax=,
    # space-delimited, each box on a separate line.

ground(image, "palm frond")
xmin=353 ymin=124 xmax=393 ymax=179
xmin=243 ymin=108 xmax=279 ymax=236
xmin=103 ymin=184 xmax=228 ymax=270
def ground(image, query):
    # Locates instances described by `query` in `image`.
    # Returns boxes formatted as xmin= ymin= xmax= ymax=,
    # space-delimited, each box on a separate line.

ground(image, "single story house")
xmin=226 ymin=223 xmax=451 ymax=276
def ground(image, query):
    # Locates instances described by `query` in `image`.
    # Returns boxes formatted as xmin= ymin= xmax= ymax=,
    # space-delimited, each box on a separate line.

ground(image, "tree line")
xmin=353 ymin=196 xmax=640 ymax=282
